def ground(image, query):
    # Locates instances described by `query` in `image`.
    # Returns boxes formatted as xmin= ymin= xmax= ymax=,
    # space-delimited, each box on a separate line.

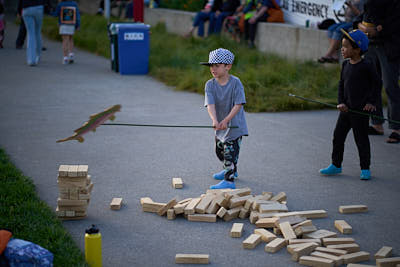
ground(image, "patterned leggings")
xmin=215 ymin=137 xmax=242 ymax=181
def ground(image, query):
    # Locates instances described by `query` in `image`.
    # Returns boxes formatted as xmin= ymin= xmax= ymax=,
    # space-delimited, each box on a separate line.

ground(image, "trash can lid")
xmin=109 ymin=23 xmax=150 ymax=34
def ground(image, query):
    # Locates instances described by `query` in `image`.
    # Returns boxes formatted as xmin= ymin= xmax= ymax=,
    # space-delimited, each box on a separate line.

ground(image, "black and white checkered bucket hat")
xmin=200 ymin=48 xmax=235 ymax=66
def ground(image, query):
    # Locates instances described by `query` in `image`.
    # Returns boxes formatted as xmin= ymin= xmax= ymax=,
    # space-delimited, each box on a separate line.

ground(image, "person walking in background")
xmin=320 ymin=29 xmax=380 ymax=180
xmin=0 ymin=0 xmax=5 ymax=48
xmin=318 ymin=0 xmax=364 ymax=63
xmin=53 ymin=0 xmax=80 ymax=64
xmin=355 ymin=0 xmax=400 ymax=143
xmin=201 ymin=48 xmax=249 ymax=189
xmin=19 ymin=0 xmax=44 ymax=66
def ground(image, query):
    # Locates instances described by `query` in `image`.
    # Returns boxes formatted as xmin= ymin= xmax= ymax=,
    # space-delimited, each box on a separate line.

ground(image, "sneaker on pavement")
xmin=360 ymin=169 xmax=371 ymax=180
xmin=213 ymin=169 xmax=238 ymax=180
xmin=210 ymin=180 xmax=236 ymax=189
xmin=63 ymin=57 xmax=69 ymax=64
xmin=319 ymin=164 xmax=342 ymax=175
xmin=68 ymin=53 xmax=74 ymax=64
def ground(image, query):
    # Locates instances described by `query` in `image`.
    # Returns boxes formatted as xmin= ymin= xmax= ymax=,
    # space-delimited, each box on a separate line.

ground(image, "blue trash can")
xmin=117 ymin=23 xmax=150 ymax=75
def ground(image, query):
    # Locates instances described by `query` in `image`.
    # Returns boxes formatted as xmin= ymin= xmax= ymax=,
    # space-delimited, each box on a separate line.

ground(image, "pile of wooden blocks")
xmin=55 ymin=165 xmax=93 ymax=220
xmin=140 ymin=187 xmax=399 ymax=266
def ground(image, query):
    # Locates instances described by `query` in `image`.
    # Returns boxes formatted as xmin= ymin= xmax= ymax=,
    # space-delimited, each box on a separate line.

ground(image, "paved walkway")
xmin=1 ymin=21 xmax=399 ymax=267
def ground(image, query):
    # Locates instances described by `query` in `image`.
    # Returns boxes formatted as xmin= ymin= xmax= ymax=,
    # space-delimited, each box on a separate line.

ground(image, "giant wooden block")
xmin=238 ymin=208 xmax=250 ymax=219
xmin=254 ymin=228 xmax=276 ymax=242
xmin=230 ymin=223 xmax=244 ymax=238
xmin=299 ymin=256 xmax=335 ymax=267
xmin=327 ymin=243 xmax=360 ymax=253
xmin=67 ymin=165 xmax=78 ymax=177
xmin=270 ymin=192 xmax=287 ymax=202
xmin=339 ymin=205 xmax=368 ymax=214
xmin=259 ymin=203 xmax=288 ymax=213
xmin=184 ymin=198 xmax=201 ymax=215
xmin=172 ymin=177 xmax=183 ymax=189
xmin=188 ymin=214 xmax=216 ymax=223
xmin=57 ymin=198 xmax=87 ymax=207
xmin=214 ymin=194 xmax=229 ymax=208
xmin=175 ymin=254 xmax=209 ymax=264
xmin=216 ymin=207 xmax=227 ymax=218
xmin=249 ymin=211 xmax=259 ymax=224
xmin=295 ymin=225 xmax=317 ymax=237
xmin=223 ymin=207 xmax=241 ymax=221
xmin=375 ymin=246 xmax=393 ymax=259
xmin=322 ymin=238 xmax=355 ymax=246
xmin=68 ymin=189 xmax=78 ymax=200
xmin=255 ymin=217 xmax=279 ymax=228
xmin=242 ymin=234 xmax=261 ymax=249
xmin=158 ymin=197 xmax=177 ymax=216
xmin=77 ymin=165 xmax=88 ymax=177
xmin=310 ymin=251 xmax=343 ymax=266
xmin=173 ymin=202 xmax=189 ymax=215
xmin=167 ymin=209 xmax=176 ymax=220
xmin=347 ymin=264 xmax=375 ymax=267
xmin=291 ymin=242 xmax=319 ymax=262
xmin=296 ymin=210 xmax=328 ymax=219
xmin=110 ymin=198 xmax=123 ymax=210
xmin=304 ymin=229 xmax=337 ymax=239
xmin=276 ymin=215 xmax=306 ymax=227
xmin=376 ymin=257 xmax=400 ymax=267
xmin=57 ymin=177 xmax=87 ymax=188
xmin=334 ymin=220 xmax=352 ymax=234
xmin=224 ymin=187 xmax=251 ymax=200
xmin=293 ymin=219 xmax=313 ymax=230
xmin=314 ymin=246 xmax=348 ymax=256
xmin=57 ymin=205 xmax=87 ymax=211
xmin=142 ymin=199 xmax=166 ymax=213
xmin=342 ymin=251 xmax=370 ymax=264
xmin=289 ymin=239 xmax=321 ymax=246
xmin=229 ymin=195 xmax=252 ymax=209
xmin=206 ymin=199 xmax=220 ymax=214
xmin=58 ymin=165 xmax=69 ymax=177
xmin=252 ymin=200 xmax=278 ymax=210
xmin=265 ymin=238 xmax=286 ymax=253
xmin=195 ymin=195 xmax=214 ymax=214
xmin=79 ymin=193 xmax=90 ymax=200
xmin=287 ymin=243 xmax=310 ymax=254
xmin=55 ymin=207 xmax=65 ymax=217
xmin=244 ymin=197 xmax=255 ymax=210
xmin=279 ymin=221 xmax=297 ymax=240
xmin=177 ymin=198 xmax=192 ymax=205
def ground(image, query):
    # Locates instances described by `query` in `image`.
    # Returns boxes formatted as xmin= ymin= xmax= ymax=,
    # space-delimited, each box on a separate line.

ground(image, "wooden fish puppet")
xmin=57 ymin=104 xmax=121 ymax=143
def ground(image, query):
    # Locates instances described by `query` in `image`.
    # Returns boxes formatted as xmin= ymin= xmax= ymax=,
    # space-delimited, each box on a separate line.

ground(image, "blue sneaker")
xmin=319 ymin=164 xmax=342 ymax=175
xmin=360 ymin=169 xmax=371 ymax=180
xmin=213 ymin=169 xmax=238 ymax=180
xmin=210 ymin=180 xmax=236 ymax=189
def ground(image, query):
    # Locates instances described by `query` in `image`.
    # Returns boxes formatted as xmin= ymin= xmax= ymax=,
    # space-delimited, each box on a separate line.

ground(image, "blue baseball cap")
xmin=341 ymin=29 xmax=369 ymax=52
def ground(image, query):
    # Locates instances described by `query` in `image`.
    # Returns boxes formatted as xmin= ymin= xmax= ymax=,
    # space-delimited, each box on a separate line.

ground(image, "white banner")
xmin=280 ymin=0 xmax=344 ymax=28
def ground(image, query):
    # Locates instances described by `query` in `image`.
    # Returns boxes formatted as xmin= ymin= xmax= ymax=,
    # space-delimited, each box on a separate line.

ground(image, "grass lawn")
xmin=0 ymin=149 xmax=88 ymax=266
xmin=42 ymin=14 xmax=342 ymax=112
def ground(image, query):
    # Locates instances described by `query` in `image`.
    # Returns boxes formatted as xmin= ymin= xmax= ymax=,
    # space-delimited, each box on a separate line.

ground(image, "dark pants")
xmin=244 ymin=13 xmax=268 ymax=43
xmin=332 ymin=112 xmax=371 ymax=170
xmin=209 ymin=11 xmax=233 ymax=34
xmin=16 ymin=18 xmax=27 ymax=48
xmin=364 ymin=43 xmax=400 ymax=130
xmin=193 ymin=11 xmax=211 ymax=37
xmin=215 ymin=136 xmax=242 ymax=181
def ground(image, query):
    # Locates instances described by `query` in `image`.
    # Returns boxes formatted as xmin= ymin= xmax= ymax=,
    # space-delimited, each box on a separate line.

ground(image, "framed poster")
xmin=60 ymin=6 xmax=76 ymax=24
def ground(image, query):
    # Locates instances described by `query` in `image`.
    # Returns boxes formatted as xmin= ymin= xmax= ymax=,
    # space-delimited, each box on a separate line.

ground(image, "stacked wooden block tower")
xmin=56 ymin=165 xmax=93 ymax=220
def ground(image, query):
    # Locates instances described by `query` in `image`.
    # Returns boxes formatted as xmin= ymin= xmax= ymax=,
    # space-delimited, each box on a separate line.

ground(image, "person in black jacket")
xmin=208 ymin=0 xmax=240 ymax=35
xmin=354 ymin=0 xmax=400 ymax=143
xmin=320 ymin=29 xmax=380 ymax=180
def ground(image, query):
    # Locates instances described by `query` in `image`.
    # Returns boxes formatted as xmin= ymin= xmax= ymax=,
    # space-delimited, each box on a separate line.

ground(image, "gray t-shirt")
xmin=204 ymin=75 xmax=249 ymax=142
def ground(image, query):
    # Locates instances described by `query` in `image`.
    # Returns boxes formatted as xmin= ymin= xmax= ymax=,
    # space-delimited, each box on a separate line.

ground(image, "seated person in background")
xmin=318 ymin=0 xmax=364 ymax=63
xmin=224 ymin=0 xmax=247 ymax=43
xmin=208 ymin=0 xmax=241 ymax=35
xmin=185 ymin=0 xmax=214 ymax=38
xmin=243 ymin=0 xmax=284 ymax=48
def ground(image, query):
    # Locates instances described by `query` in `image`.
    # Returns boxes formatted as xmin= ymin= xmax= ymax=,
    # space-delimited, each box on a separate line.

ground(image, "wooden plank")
xmin=299 ymin=256 xmax=335 ymax=267
xmin=375 ymin=246 xmax=393 ymax=259
xmin=347 ymin=264 xmax=376 ymax=267
xmin=276 ymin=215 xmax=306 ymax=227
xmin=224 ymin=187 xmax=251 ymax=200
xmin=238 ymin=208 xmax=250 ymax=219
xmin=195 ymin=195 xmax=214 ymax=214
xmin=69 ymin=188 xmax=78 ymax=200
xmin=322 ymin=238 xmax=355 ymax=246
xmin=172 ymin=177 xmax=183 ymax=189
xmin=291 ymin=242 xmax=319 ymax=262
xmin=287 ymin=243 xmax=309 ymax=254
xmin=295 ymin=225 xmax=317 ymax=237
xmin=303 ymin=229 xmax=337 ymax=239
xmin=167 ymin=209 xmax=176 ymax=220
xmin=175 ymin=254 xmax=209 ymax=264
xmin=334 ymin=220 xmax=352 ymax=234
xmin=376 ymin=257 xmax=400 ymax=267
xmin=229 ymin=195 xmax=252 ymax=209
xmin=67 ymin=165 xmax=78 ymax=177
xmin=184 ymin=198 xmax=201 ymax=215
xmin=326 ymin=243 xmax=360 ymax=253
xmin=310 ymin=251 xmax=344 ymax=266
xmin=214 ymin=194 xmax=229 ymax=208
xmin=255 ymin=217 xmax=279 ymax=228
xmin=314 ymin=246 xmax=348 ymax=256
xmin=110 ymin=198 xmax=123 ymax=210
xmin=293 ymin=219 xmax=313 ymax=230
xmin=342 ymin=251 xmax=370 ymax=264
xmin=289 ymin=239 xmax=321 ymax=245
xmin=252 ymin=200 xmax=278 ymax=210
xmin=254 ymin=228 xmax=276 ymax=243
xmin=157 ymin=197 xmax=177 ymax=216
xmin=244 ymin=197 xmax=255 ymax=210
xmin=279 ymin=221 xmax=297 ymax=240
xmin=242 ymin=234 xmax=261 ymax=249
xmin=58 ymin=165 xmax=69 ymax=177
xmin=223 ymin=207 xmax=241 ymax=221
xmin=205 ymin=199 xmax=220 ymax=214
xmin=188 ymin=214 xmax=216 ymax=223
xmin=264 ymin=238 xmax=286 ymax=253
xmin=249 ymin=211 xmax=259 ymax=224
xmin=79 ymin=193 xmax=90 ymax=200
xmin=177 ymin=198 xmax=192 ymax=205
xmin=270 ymin=192 xmax=287 ymax=202
xmin=77 ymin=165 xmax=88 ymax=177
xmin=57 ymin=198 xmax=87 ymax=207
xmin=57 ymin=178 xmax=87 ymax=188
xmin=57 ymin=205 xmax=87 ymax=211
xmin=216 ymin=207 xmax=227 ymax=218
xmin=230 ymin=223 xmax=244 ymax=238
xmin=174 ymin=202 xmax=190 ymax=215
xmin=339 ymin=205 xmax=368 ymax=214
xmin=259 ymin=203 xmax=288 ymax=213
xmin=142 ymin=201 xmax=166 ymax=213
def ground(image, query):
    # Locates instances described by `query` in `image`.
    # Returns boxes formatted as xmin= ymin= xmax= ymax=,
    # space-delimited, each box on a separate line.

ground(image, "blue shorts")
xmin=327 ymin=22 xmax=352 ymax=40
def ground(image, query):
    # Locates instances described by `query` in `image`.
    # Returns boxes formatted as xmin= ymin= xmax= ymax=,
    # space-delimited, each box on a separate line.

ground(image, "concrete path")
xmin=1 ymin=21 xmax=399 ymax=267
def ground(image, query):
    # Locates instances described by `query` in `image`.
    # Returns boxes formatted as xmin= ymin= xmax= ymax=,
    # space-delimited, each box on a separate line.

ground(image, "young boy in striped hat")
xmin=201 ymin=48 xmax=248 ymax=189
